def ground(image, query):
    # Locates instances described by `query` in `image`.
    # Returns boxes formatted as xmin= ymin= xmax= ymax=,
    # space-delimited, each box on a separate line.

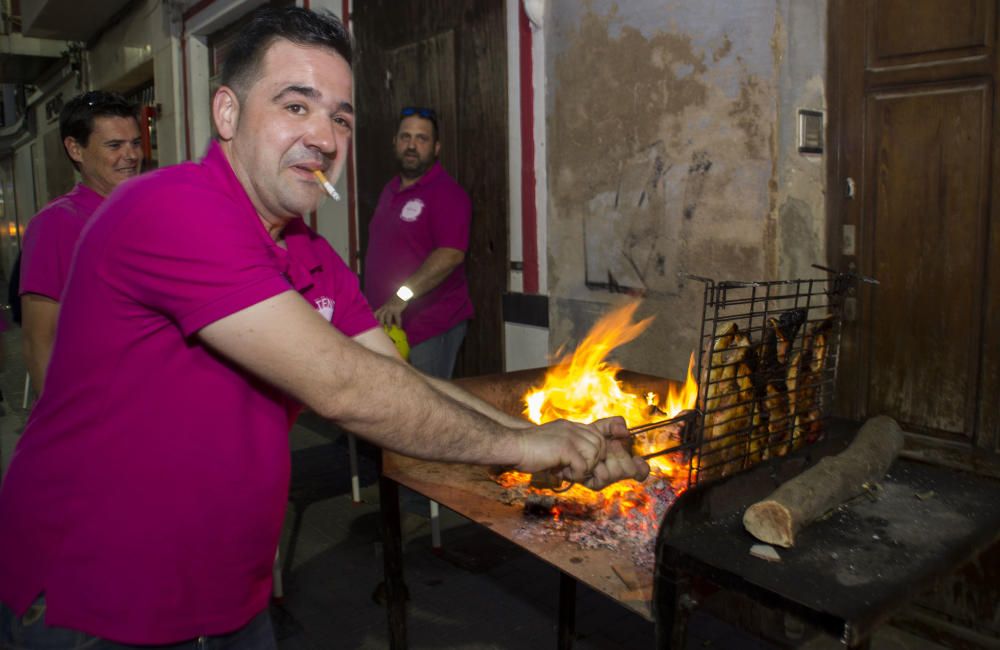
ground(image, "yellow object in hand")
xmin=385 ymin=324 xmax=410 ymax=361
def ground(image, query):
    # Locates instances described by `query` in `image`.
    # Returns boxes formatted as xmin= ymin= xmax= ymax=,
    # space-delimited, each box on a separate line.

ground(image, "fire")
xmin=503 ymin=301 xmax=699 ymax=519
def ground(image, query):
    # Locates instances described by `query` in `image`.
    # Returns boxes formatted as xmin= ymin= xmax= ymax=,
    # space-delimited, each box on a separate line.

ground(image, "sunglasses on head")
xmin=400 ymin=106 xmax=437 ymax=121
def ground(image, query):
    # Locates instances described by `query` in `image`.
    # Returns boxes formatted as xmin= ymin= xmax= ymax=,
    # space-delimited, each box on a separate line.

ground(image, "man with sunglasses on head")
xmin=364 ymin=106 xmax=473 ymax=379
xmin=19 ymin=90 xmax=143 ymax=396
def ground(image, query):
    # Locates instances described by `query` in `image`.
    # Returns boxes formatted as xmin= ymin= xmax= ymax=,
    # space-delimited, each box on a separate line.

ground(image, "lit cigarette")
xmin=312 ymin=169 xmax=340 ymax=201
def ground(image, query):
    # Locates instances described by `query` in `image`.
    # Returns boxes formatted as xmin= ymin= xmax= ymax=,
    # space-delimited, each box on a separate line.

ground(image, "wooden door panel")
xmin=385 ymin=31 xmax=458 ymax=175
xmin=864 ymin=84 xmax=990 ymax=437
xmin=870 ymin=0 xmax=993 ymax=67
xmin=832 ymin=0 xmax=999 ymax=449
xmin=830 ymin=2 xmax=1000 ymax=641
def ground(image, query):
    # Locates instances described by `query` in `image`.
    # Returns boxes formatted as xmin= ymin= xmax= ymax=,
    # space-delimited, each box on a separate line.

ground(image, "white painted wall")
xmin=504 ymin=0 xmax=551 ymax=372
xmin=504 ymin=322 xmax=550 ymax=371
xmin=24 ymin=71 xmax=80 ymax=207
xmin=13 ymin=145 xmax=36 ymax=234
xmin=307 ymin=0 xmax=352 ymax=264
xmin=506 ymin=0 xmax=523 ymax=293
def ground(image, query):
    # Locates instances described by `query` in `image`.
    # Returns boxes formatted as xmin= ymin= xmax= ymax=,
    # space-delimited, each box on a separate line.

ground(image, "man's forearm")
xmin=21 ymin=295 xmax=60 ymax=397
xmin=397 ymin=247 xmax=463 ymax=299
xmin=424 ymin=375 xmax=532 ymax=430
xmin=329 ymin=352 xmax=524 ymax=465
xmin=353 ymin=328 xmax=530 ymax=431
xmin=200 ymin=292 xmax=524 ymax=466
xmin=22 ymin=335 xmax=51 ymax=396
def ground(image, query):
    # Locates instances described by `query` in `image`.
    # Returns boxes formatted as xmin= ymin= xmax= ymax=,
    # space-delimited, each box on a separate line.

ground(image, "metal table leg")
xmin=654 ymin=567 xmax=690 ymax=650
xmin=558 ymin=572 xmax=576 ymax=650
xmin=380 ymin=476 xmax=407 ymax=649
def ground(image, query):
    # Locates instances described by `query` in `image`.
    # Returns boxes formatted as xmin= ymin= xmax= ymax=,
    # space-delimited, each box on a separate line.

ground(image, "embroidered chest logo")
xmin=400 ymin=198 xmax=425 ymax=222
xmin=314 ymin=296 xmax=335 ymax=322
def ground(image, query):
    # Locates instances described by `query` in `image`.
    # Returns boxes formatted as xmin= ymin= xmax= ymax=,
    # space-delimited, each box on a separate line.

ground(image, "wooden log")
xmin=742 ymin=415 xmax=905 ymax=547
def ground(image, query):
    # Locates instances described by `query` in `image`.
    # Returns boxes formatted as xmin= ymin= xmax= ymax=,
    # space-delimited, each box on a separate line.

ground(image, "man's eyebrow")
xmin=272 ymin=86 xmax=354 ymax=115
xmin=272 ymin=85 xmax=321 ymax=102
xmin=102 ymin=138 xmax=128 ymax=145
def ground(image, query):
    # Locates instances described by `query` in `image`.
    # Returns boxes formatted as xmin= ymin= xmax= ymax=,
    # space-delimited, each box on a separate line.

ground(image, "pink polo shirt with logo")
xmin=363 ymin=161 xmax=474 ymax=346
xmin=20 ymin=182 xmax=104 ymax=300
xmin=0 ymin=141 xmax=377 ymax=644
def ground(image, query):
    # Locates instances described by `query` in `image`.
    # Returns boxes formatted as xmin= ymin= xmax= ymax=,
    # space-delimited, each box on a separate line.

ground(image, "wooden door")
xmin=353 ymin=0 xmax=508 ymax=378
xmin=829 ymin=0 xmax=1000 ymax=454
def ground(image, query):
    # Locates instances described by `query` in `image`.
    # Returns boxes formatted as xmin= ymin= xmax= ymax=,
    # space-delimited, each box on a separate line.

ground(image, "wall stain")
xmin=683 ymin=150 xmax=712 ymax=219
xmin=729 ymin=76 xmax=766 ymax=159
xmin=713 ymin=34 xmax=733 ymax=62
xmin=552 ymin=11 xmax=710 ymax=191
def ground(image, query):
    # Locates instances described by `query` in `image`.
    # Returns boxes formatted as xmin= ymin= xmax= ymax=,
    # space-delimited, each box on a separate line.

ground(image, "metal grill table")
xmin=380 ymin=451 xmax=657 ymax=650
xmin=654 ymin=422 xmax=1000 ymax=649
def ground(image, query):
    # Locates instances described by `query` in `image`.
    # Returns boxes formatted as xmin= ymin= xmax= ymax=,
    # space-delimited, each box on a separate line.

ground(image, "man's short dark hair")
xmin=221 ymin=7 xmax=353 ymax=101
xmin=59 ymin=90 xmax=139 ymax=153
xmin=398 ymin=106 xmax=438 ymax=140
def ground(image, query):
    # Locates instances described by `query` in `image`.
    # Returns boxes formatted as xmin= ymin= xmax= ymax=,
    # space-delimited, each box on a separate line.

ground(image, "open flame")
xmin=501 ymin=301 xmax=698 ymax=520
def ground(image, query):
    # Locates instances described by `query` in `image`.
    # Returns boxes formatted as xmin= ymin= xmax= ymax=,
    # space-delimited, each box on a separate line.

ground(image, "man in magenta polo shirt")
xmin=364 ymin=107 xmax=473 ymax=379
xmin=19 ymin=91 xmax=143 ymax=395
xmin=0 ymin=7 xmax=649 ymax=648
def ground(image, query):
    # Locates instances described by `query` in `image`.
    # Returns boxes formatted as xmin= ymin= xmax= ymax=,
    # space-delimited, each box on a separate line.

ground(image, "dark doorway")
xmin=353 ymin=0 xmax=508 ymax=378
xmin=828 ymin=0 xmax=1000 ymax=454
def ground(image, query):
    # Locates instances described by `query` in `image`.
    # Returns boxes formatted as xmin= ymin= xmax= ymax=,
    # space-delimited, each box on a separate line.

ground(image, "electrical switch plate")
xmin=842 ymin=224 xmax=856 ymax=256
xmin=798 ymin=109 xmax=824 ymax=154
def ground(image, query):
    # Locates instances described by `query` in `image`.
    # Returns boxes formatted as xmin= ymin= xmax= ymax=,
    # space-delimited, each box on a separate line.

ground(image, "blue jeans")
xmin=408 ymin=321 xmax=467 ymax=379
xmin=0 ymin=597 xmax=276 ymax=650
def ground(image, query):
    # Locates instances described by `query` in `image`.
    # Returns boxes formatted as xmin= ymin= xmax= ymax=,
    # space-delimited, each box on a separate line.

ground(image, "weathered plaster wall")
xmin=776 ymin=2 xmax=827 ymax=280
xmin=546 ymin=0 xmax=826 ymax=381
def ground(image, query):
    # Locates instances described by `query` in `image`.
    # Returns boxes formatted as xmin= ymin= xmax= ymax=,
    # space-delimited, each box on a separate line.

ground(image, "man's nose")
xmin=124 ymin=143 xmax=142 ymax=162
xmin=305 ymin=116 xmax=338 ymax=155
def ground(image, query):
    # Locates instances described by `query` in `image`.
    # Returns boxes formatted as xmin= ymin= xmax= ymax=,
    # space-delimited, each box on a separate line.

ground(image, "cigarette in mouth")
xmin=312 ymin=169 xmax=340 ymax=201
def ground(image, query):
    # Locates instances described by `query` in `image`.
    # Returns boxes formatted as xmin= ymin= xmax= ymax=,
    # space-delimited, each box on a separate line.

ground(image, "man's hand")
xmin=374 ymin=295 xmax=407 ymax=328
xmin=579 ymin=438 xmax=650 ymax=490
xmin=516 ymin=416 xmax=650 ymax=490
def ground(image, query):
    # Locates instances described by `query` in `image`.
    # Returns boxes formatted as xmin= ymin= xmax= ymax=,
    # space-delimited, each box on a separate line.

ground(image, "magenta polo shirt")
xmin=0 ymin=141 xmax=377 ymax=644
xmin=363 ymin=162 xmax=474 ymax=346
xmin=20 ymin=182 xmax=104 ymax=301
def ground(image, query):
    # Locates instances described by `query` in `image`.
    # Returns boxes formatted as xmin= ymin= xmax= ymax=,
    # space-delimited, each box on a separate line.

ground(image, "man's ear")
xmin=213 ymin=86 xmax=241 ymax=141
xmin=64 ymin=137 xmax=84 ymax=165
xmin=434 ymin=140 xmax=441 ymax=157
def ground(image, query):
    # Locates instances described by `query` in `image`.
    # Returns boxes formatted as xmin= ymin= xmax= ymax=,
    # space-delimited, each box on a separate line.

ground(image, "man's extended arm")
xmin=352 ymin=327 xmax=531 ymax=430
xmin=199 ymin=291 xmax=646 ymax=488
xmin=374 ymin=247 xmax=464 ymax=328
xmin=21 ymin=294 xmax=60 ymax=395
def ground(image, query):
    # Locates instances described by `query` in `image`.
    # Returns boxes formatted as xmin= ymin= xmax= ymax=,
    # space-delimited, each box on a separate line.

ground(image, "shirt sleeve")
xmin=322 ymin=244 xmax=378 ymax=337
xmin=20 ymin=204 xmax=83 ymax=301
xmin=105 ymin=180 xmax=292 ymax=337
xmin=429 ymin=183 xmax=471 ymax=252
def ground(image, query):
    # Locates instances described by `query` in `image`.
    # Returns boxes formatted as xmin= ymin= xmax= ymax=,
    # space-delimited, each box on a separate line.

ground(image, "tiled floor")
xmin=0 ymin=325 xmax=950 ymax=649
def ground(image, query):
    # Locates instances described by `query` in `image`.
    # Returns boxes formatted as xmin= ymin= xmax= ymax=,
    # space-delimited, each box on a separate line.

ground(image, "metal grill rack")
xmin=672 ymin=268 xmax=874 ymax=488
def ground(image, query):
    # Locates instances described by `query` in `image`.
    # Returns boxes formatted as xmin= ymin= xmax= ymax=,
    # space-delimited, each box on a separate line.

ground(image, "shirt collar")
xmin=283 ymin=218 xmax=322 ymax=272
xmin=201 ymin=140 xmax=318 ymax=291
xmin=201 ymin=140 xmax=260 ymax=220
xmin=394 ymin=160 xmax=444 ymax=193
xmin=69 ymin=182 xmax=105 ymax=212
